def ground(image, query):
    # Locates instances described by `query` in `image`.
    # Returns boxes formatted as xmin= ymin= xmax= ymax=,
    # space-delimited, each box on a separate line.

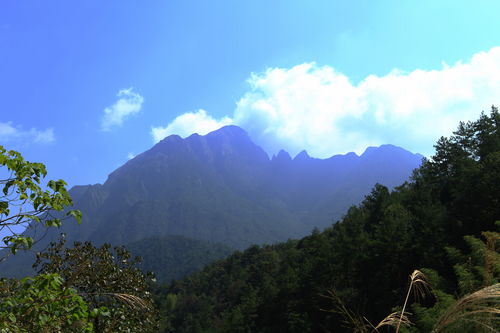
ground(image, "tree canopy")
xmin=0 ymin=273 xmax=101 ymax=332
xmin=34 ymin=236 xmax=159 ymax=332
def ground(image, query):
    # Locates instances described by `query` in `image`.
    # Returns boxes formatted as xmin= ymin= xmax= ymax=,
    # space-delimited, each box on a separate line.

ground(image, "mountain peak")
xmin=153 ymin=126 xmax=248 ymax=146
xmin=294 ymin=150 xmax=311 ymax=161
xmin=271 ymin=150 xmax=292 ymax=164
xmin=159 ymin=134 xmax=182 ymax=143
xmin=206 ymin=125 xmax=248 ymax=138
xmin=276 ymin=149 xmax=292 ymax=160
xmin=361 ymin=144 xmax=415 ymax=157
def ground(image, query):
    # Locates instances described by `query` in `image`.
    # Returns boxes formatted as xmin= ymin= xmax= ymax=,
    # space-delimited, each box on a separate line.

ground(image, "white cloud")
xmin=152 ymin=47 xmax=500 ymax=157
xmin=101 ymin=88 xmax=143 ymax=131
xmin=0 ymin=122 xmax=55 ymax=144
xmin=151 ymin=109 xmax=233 ymax=142
xmin=127 ymin=152 xmax=136 ymax=160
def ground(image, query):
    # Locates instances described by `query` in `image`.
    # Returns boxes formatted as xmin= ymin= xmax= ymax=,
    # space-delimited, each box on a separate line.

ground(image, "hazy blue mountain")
xmin=0 ymin=125 xmax=423 ymax=277
xmin=60 ymin=126 xmax=422 ymax=248
xmin=65 ymin=126 xmax=305 ymax=248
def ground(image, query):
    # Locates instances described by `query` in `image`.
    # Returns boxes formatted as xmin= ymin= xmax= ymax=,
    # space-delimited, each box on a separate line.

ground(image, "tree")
xmin=413 ymin=106 xmax=500 ymax=239
xmin=0 ymin=146 xmax=95 ymax=331
xmin=34 ymin=236 xmax=159 ymax=332
xmin=0 ymin=145 xmax=81 ymax=255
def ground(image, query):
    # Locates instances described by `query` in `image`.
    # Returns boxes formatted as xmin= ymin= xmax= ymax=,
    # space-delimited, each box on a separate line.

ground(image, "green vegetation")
xmin=33 ymin=237 xmax=159 ymax=332
xmin=0 ymin=273 xmax=100 ymax=332
xmin=154 ymin=107 xmax=500 ymax=332
xmin=0 ymin=148 xmax=159 ymax=332
xmin=0 ymin=238 xmax=159 ymax=332
xmin=126 ymin=235 xmax=233 ymax=283
xmin=0 ymin=145 xmax=81 ymax=255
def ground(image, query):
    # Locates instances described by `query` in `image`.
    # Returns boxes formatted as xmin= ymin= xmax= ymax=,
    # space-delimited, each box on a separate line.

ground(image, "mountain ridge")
xmin=61 ymin=125 xmax=423 ymax=248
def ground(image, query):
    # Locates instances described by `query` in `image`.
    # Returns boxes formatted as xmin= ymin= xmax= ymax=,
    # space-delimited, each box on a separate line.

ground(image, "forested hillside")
xmin=154 ymin=108 xmax=500 ymax=333
xmin=126 ymin=235 xmax=233 ymax=283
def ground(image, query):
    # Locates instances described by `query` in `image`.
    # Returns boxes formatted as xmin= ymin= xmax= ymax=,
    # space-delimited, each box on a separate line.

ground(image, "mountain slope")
xmin=65 ymin=126 xmax=305 ymax=248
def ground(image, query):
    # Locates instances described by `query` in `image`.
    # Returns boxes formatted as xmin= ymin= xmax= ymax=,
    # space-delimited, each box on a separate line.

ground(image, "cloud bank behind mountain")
xmin=152 ymin=47 xmax=500 ymax=157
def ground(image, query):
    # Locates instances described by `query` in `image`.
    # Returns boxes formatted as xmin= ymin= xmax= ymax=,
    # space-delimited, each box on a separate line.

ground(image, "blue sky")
xmin=1 ymin=0 xmax=500 ymax=187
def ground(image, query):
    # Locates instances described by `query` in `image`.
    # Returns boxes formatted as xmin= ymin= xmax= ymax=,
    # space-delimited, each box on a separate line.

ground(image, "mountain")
xmin=53 ymin=125 xmax=422 ymax=248
xmin=0 ymin=125 xmax=423 ymax=277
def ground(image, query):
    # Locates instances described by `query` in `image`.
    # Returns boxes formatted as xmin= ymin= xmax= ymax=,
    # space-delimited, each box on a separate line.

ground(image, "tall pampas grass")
xmin=321 ymin=290 xmax=371 ymax=333
xmin=324 ymin=270 xmax=499 ymax=332
xmin=431 ymin=283 xmax=500 ymax=332
xmin=374 ymin=311 xmax=412 ymax=331
xmin=102 ymin=292 xmax=154 ymax=310
xmin=322 ymin=270 xmax=431 ymax=332
xmin=82 ymin=291 xmax=153 ymax=310
xmin=374 ymin=270 xmax=430 ymax=333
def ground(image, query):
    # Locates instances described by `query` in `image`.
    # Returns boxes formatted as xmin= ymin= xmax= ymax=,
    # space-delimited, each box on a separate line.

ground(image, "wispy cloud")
xmin=0 ymin=122 xmax=55 ymax=144
xmin=101 ymin=88 xmax=143 ymax=131
xmin=151 ymin=109 xmax=233 ymax=142
xmin=152 ymin=47 xmax=500 ymax=157
xmin=127 ymin=152 xmax=136 ymax=160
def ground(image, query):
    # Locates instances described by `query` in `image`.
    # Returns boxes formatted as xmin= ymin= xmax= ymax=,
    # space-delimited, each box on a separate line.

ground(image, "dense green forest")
xmin=154 ymin=108 xmax=500 ymax=332
xmin=126 ymin=235 xmax=233 ymax=283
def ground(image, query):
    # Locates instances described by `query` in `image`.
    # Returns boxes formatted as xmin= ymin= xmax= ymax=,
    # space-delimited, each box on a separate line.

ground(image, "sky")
xmin=1 ymin=0 xmax=500 ymax=187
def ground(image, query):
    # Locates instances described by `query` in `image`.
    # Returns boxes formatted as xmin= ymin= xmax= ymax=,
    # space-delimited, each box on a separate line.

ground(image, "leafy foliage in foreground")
xmin=155 ymin=107 xmax=500 ymax=332
xmin=0 ymin=273 xmax=99 ymax=332
xmin=33 ymin=237 xmax=159 ymax=332
xmin=0 ymin=146 xmax=159 ymax=332
xmin=0 ymin=239 xmax=159 ymax=333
